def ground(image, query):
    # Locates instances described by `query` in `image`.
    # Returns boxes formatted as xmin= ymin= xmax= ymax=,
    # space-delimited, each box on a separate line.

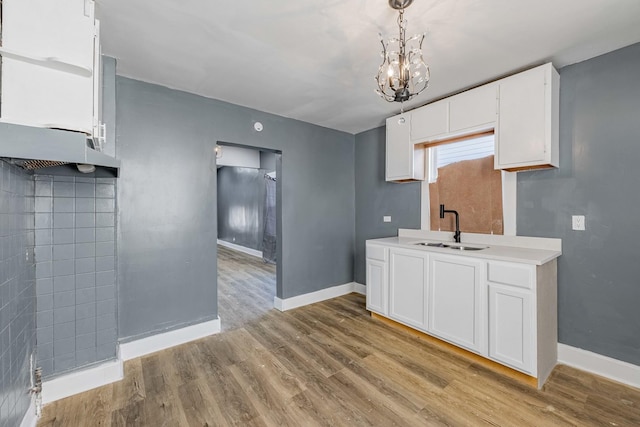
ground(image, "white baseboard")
xmin=41 ymin=359 xmax=124 ymax=405
xmin=19 ymin=395 xmax=38 ymax=427
xmin=557 ymin=343 xmax=640 ymax=389
xmin=119 ymin=318 xmax=221 ymax=361
xmin=275 ymin=282 xmax=364 ymax=311
xmin=352 ymin=282 xmax=366 ymax=295
xmin=217 ymin=239 xmax=262 ymax=258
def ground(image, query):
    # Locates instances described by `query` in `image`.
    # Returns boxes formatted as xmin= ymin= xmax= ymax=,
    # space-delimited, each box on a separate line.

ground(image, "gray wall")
xmin=517 ymin=42 xmax=640 ymax=365
xmin=34 ymin=176 xmax=117 ymax=378
xmin=115 ymin=77 xmax=354 ymax=340
xmin=0 ymin=160 xmax=35 ymax=427
xmin=217 ymin=166 xmax=266 ymax=251
xmin=260 ymin=151 xmax=276 ymax=172
xmin=354 ymin=126 xmax=422 ymax=283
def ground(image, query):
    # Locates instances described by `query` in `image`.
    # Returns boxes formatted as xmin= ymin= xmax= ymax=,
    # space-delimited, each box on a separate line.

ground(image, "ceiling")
xmin=96 ymin=0 xmax=640 ymax=134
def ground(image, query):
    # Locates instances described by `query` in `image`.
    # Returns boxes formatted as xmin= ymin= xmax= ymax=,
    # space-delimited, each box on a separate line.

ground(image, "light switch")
xmin=383 ymin=216 xmax=392 ymax=223
xmin=572 ymin=215 xmax=585 ymax=231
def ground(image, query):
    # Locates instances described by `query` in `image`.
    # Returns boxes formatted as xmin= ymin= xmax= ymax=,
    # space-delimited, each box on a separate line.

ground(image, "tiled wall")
xmin=34 ymin=175 xmax=117 ymax=378
xmin=0 ymin=160 xmax=36 ymax=427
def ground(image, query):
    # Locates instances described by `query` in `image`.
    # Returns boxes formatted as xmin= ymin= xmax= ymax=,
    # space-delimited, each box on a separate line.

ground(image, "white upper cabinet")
xmin=385 ymin=114 xmax=425 ymax=182
xmin=449 ymin=84 xmax=497 ymax=134
xmin=1 ymin=0 xmax=101 ymax=135
xmin=410 ymin=100 xmax=449 ymax=143
xmin=385 ymin=62 xmax=559 ymax=178
xmin=410 ymin=84 xmax=497 ymax=144
xmin=495 ymin=63 xmax=560 ymax=170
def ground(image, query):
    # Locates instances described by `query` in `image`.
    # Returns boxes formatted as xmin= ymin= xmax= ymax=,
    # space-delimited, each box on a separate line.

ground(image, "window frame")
xmin=419 ymin=133 xmax=516 ymax=236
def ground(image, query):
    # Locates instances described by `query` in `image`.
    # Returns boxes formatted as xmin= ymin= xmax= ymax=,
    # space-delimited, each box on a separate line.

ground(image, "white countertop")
xmin=367 ymin=236 xmax=561 ymax=265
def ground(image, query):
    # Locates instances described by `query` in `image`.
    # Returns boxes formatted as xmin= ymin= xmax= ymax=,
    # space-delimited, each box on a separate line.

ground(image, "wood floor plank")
xmin=140 ymin=353 xmax=169 ymax=398
xmin=195 ymin=347 xmax=262 ymax=426
xmin=39 ymin=384 xmax=114 ymax=427
xmin=113 ymin=358 xmax=146 ymax=410
xmin=195 ymin=334 xmax=245 ymax=368
xmin=38 ymin=246 xmax=640 ymax=427
xmin=338 ymin=364 xmax=424 ymax=422
xmin=278 ymin=334 xmax=346 ymax=379
xmin=291 ymin=388 xmax=369 ymax=427
xmin=327 ymin=369 xmax=414 ymax=426
xmin=111 ymin=399 xmax=146 ymax=427
xmin=142 ymin=371 xmax=189 ymax=426
xmin=228 ymin=357 xmax=308 ymax=426
xmin=178 ymin=378 xmax=229 ymax=427
xmin=362 ymin=352 xmax=445 ymax=404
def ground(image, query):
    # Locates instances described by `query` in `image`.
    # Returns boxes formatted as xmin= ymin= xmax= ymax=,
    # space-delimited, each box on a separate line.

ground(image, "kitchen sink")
xmin=413 ymin=242 xmax=488 ymax=251
xmin=414 ymin=242 xmax=447 ymax=247
xmin=447 ymin=245 xmax=487 ymax=251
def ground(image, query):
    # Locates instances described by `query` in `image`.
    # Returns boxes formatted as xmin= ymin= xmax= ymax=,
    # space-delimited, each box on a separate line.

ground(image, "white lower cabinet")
xmin=429 ymin=254 xmax=486 ymax=354
xmin=366 ymin=244 xmax=389 ymax=316
xmin=366 ymin=258 xmax=388 ymax=316
xmin=388 ymin=248 xmax=429 ymax=331
xmin=488 ymin=283 xmax=533 ymax=373
xmin=366 ymin=242 xmax=558 ymax=388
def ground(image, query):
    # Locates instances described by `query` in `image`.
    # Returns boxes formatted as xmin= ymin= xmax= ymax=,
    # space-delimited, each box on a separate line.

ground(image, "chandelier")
xmin=375 ymin=0 xmax=429 ymax=104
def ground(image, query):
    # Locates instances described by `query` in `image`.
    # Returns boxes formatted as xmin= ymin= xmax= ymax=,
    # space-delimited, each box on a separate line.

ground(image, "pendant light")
xmin=375 ymin=0 xmax=429 ymax=104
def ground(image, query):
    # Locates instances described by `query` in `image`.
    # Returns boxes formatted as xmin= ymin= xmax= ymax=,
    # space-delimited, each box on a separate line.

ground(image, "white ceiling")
xmin=96 ymin=0 xmax=640 ymax=134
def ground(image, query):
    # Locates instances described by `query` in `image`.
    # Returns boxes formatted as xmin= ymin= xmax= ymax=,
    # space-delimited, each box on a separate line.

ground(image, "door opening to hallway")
xmin=216 ymin=144 xmax=280 ymax=331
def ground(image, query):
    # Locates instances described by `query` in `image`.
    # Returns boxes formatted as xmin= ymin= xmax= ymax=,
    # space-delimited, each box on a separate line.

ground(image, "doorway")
xmin=215 ymin=142 xmax=281 ymax=331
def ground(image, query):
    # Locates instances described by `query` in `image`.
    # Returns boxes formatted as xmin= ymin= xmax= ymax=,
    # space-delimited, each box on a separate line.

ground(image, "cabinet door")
xmin=449 ymin=84 xmax=497 ymax=134
xmin=389 ymin=248 xmax=429 ymax=330
xmin=1 ymin=0 xmax=97 ymax=133
xmin=488 ymin=283 xmax=533 ymax=374
xmin=366 ymin=259 xmax=388 ymax=316
xmin=428 ymin=254 xmax=485 ymax=354
xmin=411 ymin=100 xmax=449 ymax=143
xmin=496 ymin=65 xmax=547 ymax=168
xmin=386 ymin=114 xmax=424 ymax=181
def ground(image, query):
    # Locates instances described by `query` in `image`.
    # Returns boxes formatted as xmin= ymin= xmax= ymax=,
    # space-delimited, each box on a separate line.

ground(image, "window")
xmin=422 ymin=133 xmax=511 ymax=235
xmin=428 ymin=134 xmax=495 ymax=183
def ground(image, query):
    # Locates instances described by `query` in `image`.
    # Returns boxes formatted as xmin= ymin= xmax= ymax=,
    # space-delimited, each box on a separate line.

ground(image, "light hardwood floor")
xmin=216 ymin=244 xmax=276 ymax=331
xmin=39 ymin=248 xmax=640 ymax=426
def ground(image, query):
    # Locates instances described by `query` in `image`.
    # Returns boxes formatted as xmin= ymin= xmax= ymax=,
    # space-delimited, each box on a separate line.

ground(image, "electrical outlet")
xmin=383 ymin=216 xmax=392 ymax=223
xmin=572 ymin=215 xmax=585 ymax=231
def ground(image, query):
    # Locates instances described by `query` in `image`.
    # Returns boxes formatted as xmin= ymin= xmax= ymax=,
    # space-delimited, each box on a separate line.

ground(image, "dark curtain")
xmin=262 ymin=175 xmax=277 ymax=263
